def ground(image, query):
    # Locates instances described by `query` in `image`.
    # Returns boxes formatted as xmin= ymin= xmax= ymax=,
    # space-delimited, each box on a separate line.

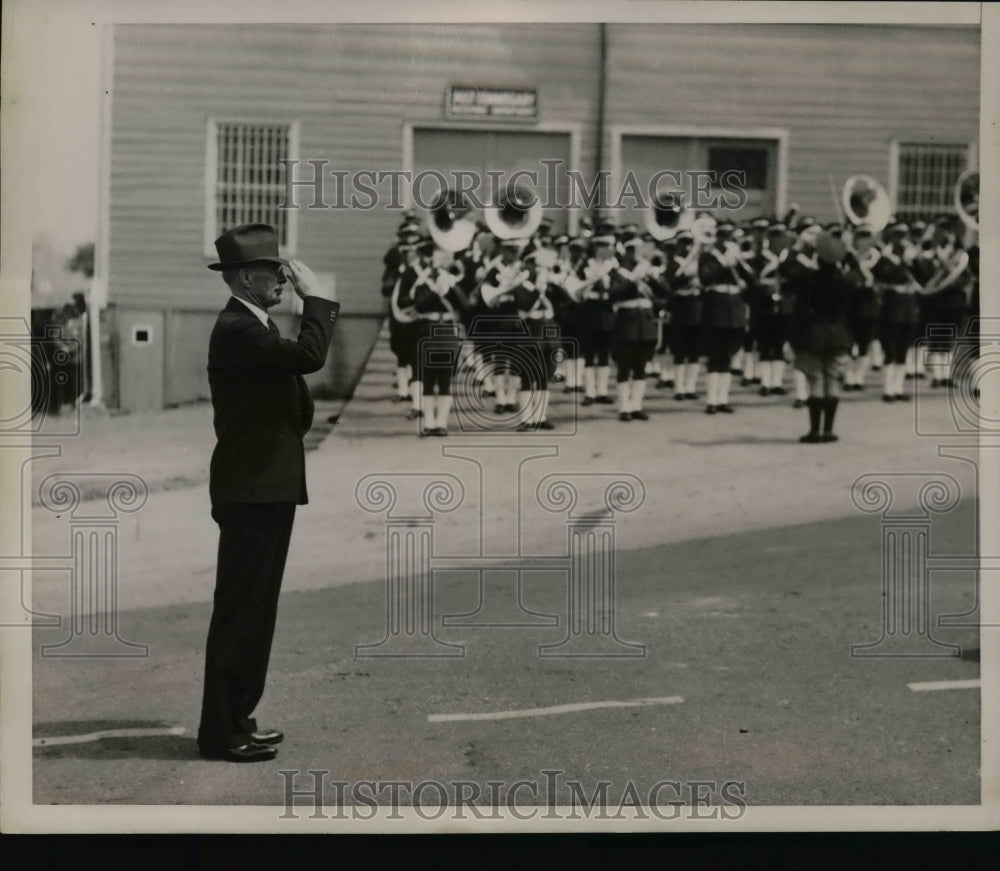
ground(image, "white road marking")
xmin=429 ymin=696 xmax=684 ymax=723
xmin=33 ymin=726 xmax=187 ymax=748
xmin=907 ymin=679 xmax=980 ymax=692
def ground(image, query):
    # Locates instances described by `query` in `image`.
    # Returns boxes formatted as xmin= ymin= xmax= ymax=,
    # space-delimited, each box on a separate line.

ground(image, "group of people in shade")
xmin=382 ymin=207 xmax=977 ymax=444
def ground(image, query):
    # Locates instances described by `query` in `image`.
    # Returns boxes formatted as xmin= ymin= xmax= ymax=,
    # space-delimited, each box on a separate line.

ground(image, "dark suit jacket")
xmin=208 ymin=295 xmax=340 ymax=507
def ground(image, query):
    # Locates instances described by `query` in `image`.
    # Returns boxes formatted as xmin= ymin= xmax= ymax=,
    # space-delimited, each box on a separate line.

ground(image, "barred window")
xmin=892 ymin=142 xmax=972 ymax=223
xmin=205 ymin=120 xmax=298 ymax=257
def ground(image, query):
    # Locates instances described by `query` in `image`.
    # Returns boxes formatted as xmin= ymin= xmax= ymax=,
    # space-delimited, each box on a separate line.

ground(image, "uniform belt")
xmin=673 ymin=289 xmax=700 ymax=297
xmin=419 ymin=312 xmax=456 ymax=321
xmin=612 ymin=298 xmax=654 ymax=311
xmin=705 ymin=285 xmax=742 ymax=295
xmin=885 ymin=284 xmax=917 ymax=296
xmin=519 ymin=310 xmax=550 ymax=320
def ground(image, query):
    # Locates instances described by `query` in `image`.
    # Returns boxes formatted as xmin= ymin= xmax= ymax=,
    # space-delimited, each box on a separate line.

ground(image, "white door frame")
xmin=403 ymin=120 xmax=583 ymax=234
xmin=610 ymin=124 xmax=790 ymax=217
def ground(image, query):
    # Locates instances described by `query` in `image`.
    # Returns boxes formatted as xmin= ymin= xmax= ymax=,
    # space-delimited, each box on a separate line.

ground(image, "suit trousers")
xmin=198 ymin=502 xmax=296 ymax=751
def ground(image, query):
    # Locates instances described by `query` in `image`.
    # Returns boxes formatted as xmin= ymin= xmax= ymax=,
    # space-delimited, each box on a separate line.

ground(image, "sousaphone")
xmin=644 ymin=189 xmax=694 ymax=241
xmin=954 ymin=169 xmax=979 ymax=231
xmin=842 ymin=175 xmax=891 ymax=233
xmin=485 ymin=185 xmax=542 ymax=240
xmin=427 ymin=188 xmax=478 ymax=252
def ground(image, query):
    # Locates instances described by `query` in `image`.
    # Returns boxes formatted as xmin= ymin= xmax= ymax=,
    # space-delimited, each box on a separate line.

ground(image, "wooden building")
xmin=101 ymin=22 xmax=980 ymax=411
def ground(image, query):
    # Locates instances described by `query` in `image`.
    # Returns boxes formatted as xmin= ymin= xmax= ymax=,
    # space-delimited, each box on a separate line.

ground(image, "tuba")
xmin=644 ymin=190 xmax=694 ymax=241
xmin=954 ymin=169 xmax=979 ymax=231
xmin=484 ymin=185 xmax=542 ymax=240
xmin=427 ymin=188 xmax=478 ymax=252
xmin=842 ymin=175 xmax=891 ymax=233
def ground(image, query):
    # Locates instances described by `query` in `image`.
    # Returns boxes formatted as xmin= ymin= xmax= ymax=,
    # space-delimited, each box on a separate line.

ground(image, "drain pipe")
xmin=594 ymin=23 xmax=608 ymax=207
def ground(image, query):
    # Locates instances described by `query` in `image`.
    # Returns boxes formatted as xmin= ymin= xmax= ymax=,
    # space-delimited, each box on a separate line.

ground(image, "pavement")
xmin=16 ymin=326 xmax=989 ymax=815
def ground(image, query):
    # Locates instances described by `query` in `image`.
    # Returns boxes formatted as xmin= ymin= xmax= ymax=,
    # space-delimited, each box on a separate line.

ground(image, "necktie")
xmin=267 ymin=319 xmax=280 ymax=336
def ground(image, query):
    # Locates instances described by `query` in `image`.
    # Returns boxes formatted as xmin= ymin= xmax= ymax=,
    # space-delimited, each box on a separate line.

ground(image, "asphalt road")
xmin=21 ymin=336 xmax=990 ymax=818
xmin=32 ymin=499 xmax=980 ymax=808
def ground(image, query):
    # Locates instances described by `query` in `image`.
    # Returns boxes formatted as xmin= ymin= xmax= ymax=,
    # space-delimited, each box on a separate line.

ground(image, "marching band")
xmin=379 ymin=176 xmax=978 ymax=437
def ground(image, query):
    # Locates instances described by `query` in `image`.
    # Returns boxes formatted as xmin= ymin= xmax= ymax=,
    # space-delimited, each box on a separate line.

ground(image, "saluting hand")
xmin=286 ymin=259 xmax=336 ymax=302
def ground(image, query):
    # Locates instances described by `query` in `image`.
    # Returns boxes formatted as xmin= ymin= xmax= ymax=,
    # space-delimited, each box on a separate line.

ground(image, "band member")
xmin=650 ymin=237 xmax=677 ymax=390
xmin=747 ymin=222 xmax=792 ymax=396
xmin=551 ymin=235 xmax=586 ymax=393
xmin=841 ymin=225 xmax=881 ymax=391
xmin=388 ymin=233 xmax=427 ymax=419
xmin=791 ymin=233 xmax=854 ymax=443
xmin=666 ymin=230 xmax=702 ymax=401
xmin=699 ymin=219 xmax=749 ymax=414
xmin=411 ymin=245 xmax=469 ymax=436
xmin=477 ymin=237 xmax=530 ymax=415
xmin=458 ymin=226 xmax=498 ymax=397
xmin=383 ymin=226 xmax=419 ymax=401
xmin=738 ymin=218 xmax=769 ymax=386
xmin=781 ymin=223 xmax=822 ymax=408
xmin=610 ymin=235 xmax=666 ymax=420
xmin=873 ymin=222 xmax=921 ymax=401
xmin=912 ymin=217 xmax=971 ymax=387
xmin=513 ymin=248 xmax=560 ymax=430
xmin=573 ymin=232 xmax=618 ymax=406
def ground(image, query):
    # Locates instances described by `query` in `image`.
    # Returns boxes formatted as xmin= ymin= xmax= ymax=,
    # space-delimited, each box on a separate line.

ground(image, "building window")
xmin=892 ymin=142 xmax=971 ymax=223
xmin=707 ymin=146 xmax=770 ymax=190
xmin=205 ymin=120 xmax=298 ymax=257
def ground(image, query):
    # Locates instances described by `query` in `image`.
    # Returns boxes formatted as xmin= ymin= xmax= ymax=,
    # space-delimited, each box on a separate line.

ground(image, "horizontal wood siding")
xmin=110 ymin=24 xmax=601 ymax=315
xmin=107 ymin=22 xmax=978 ymax=407
xmin=606 ymin=23 xmax=980 ymax=219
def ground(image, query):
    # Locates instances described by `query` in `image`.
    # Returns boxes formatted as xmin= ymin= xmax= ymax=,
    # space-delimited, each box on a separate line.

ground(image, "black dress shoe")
xmin=799 ymin=432 xmax=822 ymax=444
xmin=771 ymin=387 xmax=787 ymax=395
xmin=581 ymin=396 xmax=594 ymax=406
xmin=895 ymin=393 xmax=911 ymax=402
xmin=717 ymin=404 xmax=734 ymax=413
xmin=631 ymin=410 xmax=650 ymax=421
xmin=251 ymin=729 xmax=284 ymax=745
xmin=759 ymin=386 xmax=769 ymax=397
xmin=792 ymin=399 xmax=805 ymax=409
xmin=821 ymin=433 xmax=839 ymax=442
xmin=705 ymin=405 xmax=717 ymax=415
xmin=199 ymin=742 xmax=278 ymax=762
xmin=882 ymin=394 xmax=895 ymax=403
xmin=595 ymin=395 xmax=615 ymax=404
xmin=537 ymin=419 xmax=555 ymax=430
xmin=619 ymin=412 xmax=632 ymax=422
xmin=684 ymin=392 xmax=698 ymax=400
xmin=674 ymin=393 xmax=686 ymax=401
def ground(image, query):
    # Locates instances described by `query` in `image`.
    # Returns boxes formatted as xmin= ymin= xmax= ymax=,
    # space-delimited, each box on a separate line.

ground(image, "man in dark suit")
xmin=198 ymin=223 xmax=339 ymax=762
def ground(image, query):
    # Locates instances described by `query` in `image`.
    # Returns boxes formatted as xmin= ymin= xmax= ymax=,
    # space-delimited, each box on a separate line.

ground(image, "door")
xmin=620 ymin=134 xmax=779 ymax=229
xmin=413 ymin=128 xmax=572 ymax=233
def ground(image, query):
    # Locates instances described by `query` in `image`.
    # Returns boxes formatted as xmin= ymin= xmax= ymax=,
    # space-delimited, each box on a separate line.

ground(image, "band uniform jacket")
xmin=665 ymin=253 xmax=702 ymax=328
xmin=698 ymin=246 xmax=748 ymax=330
xmin=790 ymin=263 xmax=854 ymax=358
xmin=873 ymin=250 xmax=920 ymax=326
xmin=842 ymin=248 xmax=880 ymax=321
xmin=208 ymin=296 xmax=340 ymax=507
xmin=576 ymin=259 xmax=617 ymax=333
xmin=609 ymin=266 xmax=664 ymax=345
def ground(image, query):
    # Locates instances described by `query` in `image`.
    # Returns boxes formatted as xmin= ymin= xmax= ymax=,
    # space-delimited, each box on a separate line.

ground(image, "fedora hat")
xmin=208 ymin=223 xmax=288 ymax=271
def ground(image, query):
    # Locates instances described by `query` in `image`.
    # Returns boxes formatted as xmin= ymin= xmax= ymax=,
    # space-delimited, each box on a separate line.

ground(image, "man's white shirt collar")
xmin=232 ymin=295 xmax=269 ymax=327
